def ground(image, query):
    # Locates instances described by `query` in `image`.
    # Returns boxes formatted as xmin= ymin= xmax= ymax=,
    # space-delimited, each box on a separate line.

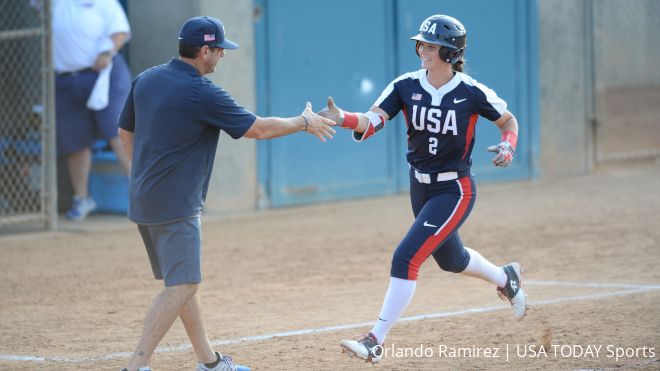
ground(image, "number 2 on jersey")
xmin=429 ymin=137 xmax=438 ymax=154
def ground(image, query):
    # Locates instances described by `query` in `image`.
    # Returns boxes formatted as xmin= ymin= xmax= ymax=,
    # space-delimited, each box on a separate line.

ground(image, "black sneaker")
xmin=340 ymin=332 xmax=383 ymax=363
xmin=497 ymin=262 xmax=528 ymax=320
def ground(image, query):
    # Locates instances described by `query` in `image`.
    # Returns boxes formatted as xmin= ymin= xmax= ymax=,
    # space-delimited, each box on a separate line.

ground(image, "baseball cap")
xmin=178 ymin=16 xmax=239 ymax=49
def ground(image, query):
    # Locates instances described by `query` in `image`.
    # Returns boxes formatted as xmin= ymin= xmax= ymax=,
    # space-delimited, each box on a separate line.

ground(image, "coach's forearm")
xmin=244 ymin=116 xmax=305 ymax=140
xmin=118 ymin=128 xmax=134 ymax=161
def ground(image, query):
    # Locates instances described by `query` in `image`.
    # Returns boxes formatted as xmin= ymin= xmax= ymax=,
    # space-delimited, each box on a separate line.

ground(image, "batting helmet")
xmin=410 ymin=15 xmax=467 ymax=64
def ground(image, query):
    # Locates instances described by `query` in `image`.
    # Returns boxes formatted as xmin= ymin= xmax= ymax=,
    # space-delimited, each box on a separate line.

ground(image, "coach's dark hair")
xmin=179 ymin=42 xmax=202 ymax=58
xmin=452 ymin=60 xmax=464 ymax=72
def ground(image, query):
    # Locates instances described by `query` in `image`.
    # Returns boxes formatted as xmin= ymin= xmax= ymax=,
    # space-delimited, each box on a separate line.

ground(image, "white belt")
xmin=414 ymin=169 xmax=458 ymax=184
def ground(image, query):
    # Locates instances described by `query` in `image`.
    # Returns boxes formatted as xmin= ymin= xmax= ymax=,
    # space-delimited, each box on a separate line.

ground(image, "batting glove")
xmin=318 ymin=97 xmax=359 ymax=130
xmin=487 ymin=141 xmax=515 ymax=167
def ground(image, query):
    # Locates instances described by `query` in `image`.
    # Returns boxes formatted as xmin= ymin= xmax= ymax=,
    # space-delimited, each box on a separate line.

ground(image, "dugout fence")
xmin=0 ymin=0 xmax=57 ymax=230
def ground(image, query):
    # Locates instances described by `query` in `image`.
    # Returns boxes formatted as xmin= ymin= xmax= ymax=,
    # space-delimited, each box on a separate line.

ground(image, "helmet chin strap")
xmin=440 ymin=46 xmax=464 ymax=64
xmin=415 ymin=41 xmax=463 ymax=64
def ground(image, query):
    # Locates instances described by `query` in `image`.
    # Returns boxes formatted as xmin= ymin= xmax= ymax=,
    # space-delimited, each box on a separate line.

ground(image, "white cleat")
xmin=195 ymin=352 xmax=251 ymax=371
xmin=497 ymin=262 xmax=528 ymax=320
xmin=340 ymin=332 xmax=383 ymax=364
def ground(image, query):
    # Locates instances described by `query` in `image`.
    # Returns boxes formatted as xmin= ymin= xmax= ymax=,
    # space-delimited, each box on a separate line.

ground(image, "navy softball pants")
xmin=390 ymin=172 xmax=476 ymax=280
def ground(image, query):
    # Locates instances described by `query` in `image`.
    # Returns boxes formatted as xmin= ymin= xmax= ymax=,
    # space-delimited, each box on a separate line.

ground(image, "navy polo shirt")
xmin=118 ymin=58 xmax=256 ymax=224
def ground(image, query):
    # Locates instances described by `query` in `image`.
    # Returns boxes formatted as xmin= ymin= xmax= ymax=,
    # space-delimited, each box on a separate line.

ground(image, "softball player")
xmin=318 ymin=14 xmax=527 ymax=364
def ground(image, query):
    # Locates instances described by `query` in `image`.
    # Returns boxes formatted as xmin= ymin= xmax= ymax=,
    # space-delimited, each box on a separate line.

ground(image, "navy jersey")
xmin=373 ymin=69 xmax=506 ymax=174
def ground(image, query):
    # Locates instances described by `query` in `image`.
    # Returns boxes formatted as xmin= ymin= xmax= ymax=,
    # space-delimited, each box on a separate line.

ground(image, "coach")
xmin=117 ymin=16 xmax=335 ymax=371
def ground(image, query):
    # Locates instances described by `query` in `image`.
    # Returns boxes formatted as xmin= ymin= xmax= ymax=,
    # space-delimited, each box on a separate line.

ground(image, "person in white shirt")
xmin=52 ymin=0 xmax=132 ymax=220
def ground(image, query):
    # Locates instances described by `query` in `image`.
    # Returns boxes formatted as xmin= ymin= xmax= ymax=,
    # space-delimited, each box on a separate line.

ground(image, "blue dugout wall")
xmin=255 ymin=0 xmax=539 ymax=207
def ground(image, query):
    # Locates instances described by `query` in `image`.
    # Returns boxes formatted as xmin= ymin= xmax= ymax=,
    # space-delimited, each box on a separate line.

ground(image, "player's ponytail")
xmin=452 ymin=60 xmax=464 ymax=72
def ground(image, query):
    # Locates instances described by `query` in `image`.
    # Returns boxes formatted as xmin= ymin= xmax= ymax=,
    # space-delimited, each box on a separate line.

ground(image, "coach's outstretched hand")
xmin=302 ymin=101 xmax=336 ymax=142
xmin=318 ymin=97 xmax=347 ymax=128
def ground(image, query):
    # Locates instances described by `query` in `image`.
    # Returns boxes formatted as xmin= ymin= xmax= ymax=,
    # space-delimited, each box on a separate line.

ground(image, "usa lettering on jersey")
xmin=411 ymin=105 xmax=457 ymax=155
xmin=411 ymin=105 xmax=457 ymax=135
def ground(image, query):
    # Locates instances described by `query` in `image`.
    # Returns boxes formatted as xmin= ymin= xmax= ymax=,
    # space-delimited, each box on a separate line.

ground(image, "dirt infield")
xmin=1 ymin=159 xmax=660 ymax=370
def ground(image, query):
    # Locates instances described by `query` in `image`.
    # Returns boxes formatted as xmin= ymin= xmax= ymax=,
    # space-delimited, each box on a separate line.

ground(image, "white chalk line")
xmin=526 ymin=280 xmax=660 ymax=290
xmin=1 ymin=280 xmax=659 ymax=364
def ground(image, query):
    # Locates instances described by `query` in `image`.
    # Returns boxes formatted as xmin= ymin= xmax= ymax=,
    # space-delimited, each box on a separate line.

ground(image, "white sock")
xmin=370 ymin=277 xmax=416 ymax=344
xmin=461 ymin=247 xmax=507 ymax=287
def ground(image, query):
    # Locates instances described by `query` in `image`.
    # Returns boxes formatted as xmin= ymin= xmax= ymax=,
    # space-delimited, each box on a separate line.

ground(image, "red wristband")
xmin=502 ymin=130 xmax=518 ymax=151
xmin=342 ymin=112 xmax=359 ymax=130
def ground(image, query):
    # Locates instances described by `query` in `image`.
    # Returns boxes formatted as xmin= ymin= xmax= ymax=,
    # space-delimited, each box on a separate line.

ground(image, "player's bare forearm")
xmin=354 ymin=106 xmax=389 ymax=134
xmin=494 ymin=111 xmax=518 ymax=135
xmin=118 ymin=128 xmax=134 ymax=162
xmin=488 ymin=111 xmax=519 ymax=167
xmin=351 ymin=113 xmax=370 ymax=134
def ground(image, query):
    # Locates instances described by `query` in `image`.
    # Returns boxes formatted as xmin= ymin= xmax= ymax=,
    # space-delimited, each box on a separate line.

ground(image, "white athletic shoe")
xmin=497 ymin=262 xmax=528 ymax=320
xmin=340 ymin=332 xmax=383 ymax=364
xmin=120 ymin=367 xmax=151 ymax=371
xmin=65 ymin=196 xmax=96 ymax=221
xmin=195 ymin=352 xmax=251 ymax=371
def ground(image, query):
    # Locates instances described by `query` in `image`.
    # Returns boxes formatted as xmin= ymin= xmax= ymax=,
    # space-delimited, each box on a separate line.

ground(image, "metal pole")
xmin=43 ymin=0 xmax=58 ymax=230
xmin=584 ymin=0 xmax=597 ymax=171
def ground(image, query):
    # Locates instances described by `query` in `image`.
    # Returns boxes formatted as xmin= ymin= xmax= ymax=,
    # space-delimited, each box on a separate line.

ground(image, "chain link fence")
xmin=0 ymin=0 xmax=56 ymax=229
xmin=592 ymin=0 xmax=660 ymax=162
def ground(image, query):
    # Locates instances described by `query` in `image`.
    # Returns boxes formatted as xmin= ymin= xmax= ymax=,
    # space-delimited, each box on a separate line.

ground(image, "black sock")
xmin=204 ymin=352 xmax=221 ymax=368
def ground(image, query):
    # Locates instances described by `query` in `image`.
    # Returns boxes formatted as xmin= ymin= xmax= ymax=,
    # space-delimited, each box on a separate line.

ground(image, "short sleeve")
xmin=473 ymin=81 xmax=507 ymax=122
xmin=373 ymin=79 xmax=403 ymax=119
xmin=200 ymin=83 xmax=257 ymax=139
xmin=118 ymin=82 xmax=135 ymax=132
xmin=102 ymin=0 xmax=131 ymax=37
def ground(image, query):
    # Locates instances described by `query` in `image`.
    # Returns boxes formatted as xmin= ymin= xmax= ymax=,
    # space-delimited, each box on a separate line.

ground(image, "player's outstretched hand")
xmin=318 ymin=97 xmax=347 ymax=128
xmin=302 ymin=101 xmax=336 ymax=142
xmin=487 ymin=141 xmax=515 ymax=167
